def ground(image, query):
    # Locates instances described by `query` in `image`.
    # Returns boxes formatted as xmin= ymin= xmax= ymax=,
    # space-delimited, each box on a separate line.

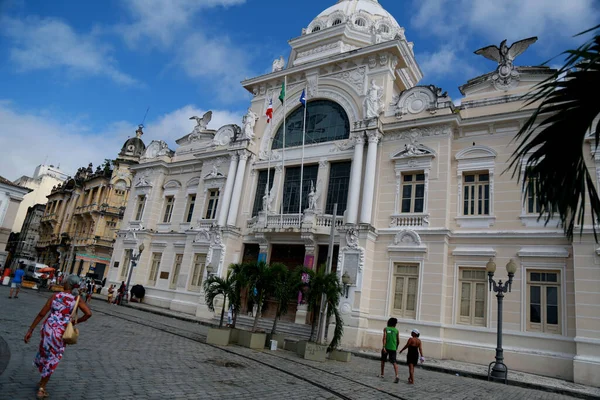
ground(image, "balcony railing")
xmin=75 ymin=204 xmax=124 ymax=216
xmin=41 ymin=213 xmax=57 ymax=223
xmin=389 ymin=213 xmax=430 ymax=228
xmin=267 ymin=214 xmax=302 ymax=228
xmin=315 ymin=214 xmax=344 ymax=229
xmin=197 ymin=220 xmax=217 ymax=230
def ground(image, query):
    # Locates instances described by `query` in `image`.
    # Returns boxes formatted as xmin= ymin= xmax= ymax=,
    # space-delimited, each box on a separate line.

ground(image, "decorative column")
xmin=346 ymin=135 xmax=365 ymax=224
xmin=95 ymin=186 xmax=103 ymax=205
xmin=359 ymin=130 xmax=381 ymax=224
xmin=227 ymin=152 xmax=249 ymax=226
xmin=217 ymin=153 xmax=239 ymax=227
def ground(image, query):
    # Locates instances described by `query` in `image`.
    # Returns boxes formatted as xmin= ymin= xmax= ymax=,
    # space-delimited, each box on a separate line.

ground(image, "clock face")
xmin=127 ymin=144 xmax=135 ymax=152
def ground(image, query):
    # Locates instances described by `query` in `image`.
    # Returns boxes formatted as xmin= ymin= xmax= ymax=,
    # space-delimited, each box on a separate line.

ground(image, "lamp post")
xmin=124 ymin=242 xmax=145 ymax=305
xmin=205 ymin=263 xmax=215 ymax=278
xmin=486 ymin=258 xmax=517 ymax=383
xmin=341 ymin=271 xmax=351 ymax=298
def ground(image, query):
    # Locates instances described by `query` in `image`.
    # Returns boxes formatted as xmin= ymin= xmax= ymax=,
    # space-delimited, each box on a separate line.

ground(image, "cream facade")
xmin=37 ymin=129 xmax=145 ymax=279
xmin=106 ymin=0 xmax=600 ymax=385
xmin=0 ymin=176 xmax=31 ymax=267
xmin=12 ymin=164 xmax=69 ymax=233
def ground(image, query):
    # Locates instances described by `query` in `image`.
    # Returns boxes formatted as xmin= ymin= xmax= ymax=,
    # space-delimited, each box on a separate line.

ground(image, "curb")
xmin=121 ymin=303 xmax=220 ymax=329
xmin=351 ymin=351 xmax=593 ymax=400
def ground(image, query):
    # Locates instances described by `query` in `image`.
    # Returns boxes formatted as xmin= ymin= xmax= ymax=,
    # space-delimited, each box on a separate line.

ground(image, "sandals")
xmin=36 ymin=387 xmax=49 ymax=399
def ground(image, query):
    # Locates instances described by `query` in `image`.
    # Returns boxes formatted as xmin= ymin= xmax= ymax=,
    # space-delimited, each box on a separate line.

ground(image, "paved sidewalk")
xmin=92 ymin=292 xmax=600 ymax=399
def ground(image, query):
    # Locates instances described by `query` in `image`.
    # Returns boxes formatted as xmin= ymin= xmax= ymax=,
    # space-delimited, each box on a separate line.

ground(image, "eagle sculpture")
xmin=474 ymin=37 xmax=538 ymax=78
xmin=189 ymin=111 xmax=213 ymax=132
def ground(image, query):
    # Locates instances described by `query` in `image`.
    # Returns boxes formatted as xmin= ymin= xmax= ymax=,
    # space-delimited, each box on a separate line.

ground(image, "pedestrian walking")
xmin=107 ymin=284 xmax=115 ymax=304
xmin=380 ymin=317 xmax=400 ymax=383
xmin=117 ymin=281 xmax=126 ymax=305
xmin=9 ymin=265 xmax=26 ymax=298
xmin=24 ymin=275 xmax=92 ymax=399
xmin=399 ymin=329 xmax=424 ymax=384
xmin=86 ymin=280 xmax=93 ymax=303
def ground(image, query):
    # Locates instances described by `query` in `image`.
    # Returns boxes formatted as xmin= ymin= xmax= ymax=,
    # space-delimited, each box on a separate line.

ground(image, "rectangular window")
xmin=252 ymin=169 xmax=276 ymax=216
xmin=189 ymin=254 xmax=206 ymax=291
xmin=527 ymin=271 xmax=561 ymax=334
xmin=463 ymin=173 xmax=490 ymax=216
xmin=148 ymin=252 xmax=162 ymax=285
xmin=392 ymin=264 xmax=419 ymax=319
xmin=282 ymin=165 xmax=318 ymax=214
xmin=170 ymin=254 xmax=183 ymax=289
xmin=458 ymin=269 xmax=487 ymax=326
xmin=204 ymin=190 xmax=220 ymax=220
xmin=185 ymin=194 xmax=196 ymax=223
xmin=401 ymin=172 xmax=425 ymax=213
xmin=120 ymin=249 xmax=132 ymax=279
xmin=163 ymin=196 xmax=174 ymax=223
xmin=325 ymin=161 xmax=352 ymax=216
xmin=135 ymin=195 xmax=146 ymax=221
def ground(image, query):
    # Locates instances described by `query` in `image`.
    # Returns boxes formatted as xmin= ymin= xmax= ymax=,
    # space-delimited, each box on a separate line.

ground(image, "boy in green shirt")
xmin=380 ymin=317 xmax=400 ymax=383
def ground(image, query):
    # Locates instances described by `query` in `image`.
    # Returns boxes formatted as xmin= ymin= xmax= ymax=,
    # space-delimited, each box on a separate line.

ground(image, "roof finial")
xmin=136 ymin=125 xmax=144 ymax=138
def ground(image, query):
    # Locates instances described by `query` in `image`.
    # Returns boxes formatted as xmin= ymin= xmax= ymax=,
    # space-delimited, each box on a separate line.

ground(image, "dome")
xmin=306 ymin=0 xmax=403 ymax=40
xmin=119 ymin=126 xmax=146 ymax=159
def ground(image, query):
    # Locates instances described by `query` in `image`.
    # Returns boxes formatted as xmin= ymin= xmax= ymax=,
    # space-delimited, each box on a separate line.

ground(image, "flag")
xmin=299 ymin=89 xmax=306 ymax=107
xmin=278 ymin=81 xmax=286 ymax=104
xmin=265 ymin=98 xmax=273 ymax=123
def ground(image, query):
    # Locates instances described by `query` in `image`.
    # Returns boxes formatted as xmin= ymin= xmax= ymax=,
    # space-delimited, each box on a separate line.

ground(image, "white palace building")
xmin=106 ymin=0 xmax=600 ymax=385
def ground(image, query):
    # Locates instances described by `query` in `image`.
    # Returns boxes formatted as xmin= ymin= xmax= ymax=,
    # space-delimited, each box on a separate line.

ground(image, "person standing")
xmin=9 ymin=265 xmax=26 ymax=298
xmin=399 ymin=329 xmax=424 ymax=384
xmin=107 ymin=284 xmax=115 ymax=304
xmin=380 ymin=317 xmax=400 ymax=383
xmin=24 ymin=275 xmax=92 ymax=399
xmin=117 ymin=281 xmax=126 ymax=305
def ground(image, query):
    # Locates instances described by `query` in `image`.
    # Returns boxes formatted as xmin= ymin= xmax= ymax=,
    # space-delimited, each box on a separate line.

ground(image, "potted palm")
xmin=203 ymin=271 xmax=236 ymax=346
xmin=265 ymin=263 xmax=301 ymax=349
xmin=237 ymin=261 xmax=272 ymax=349
xmin=296 ymin=267 xmax=344 ymax=362
xmin=225 ymin=263 xmax=247 ymax=344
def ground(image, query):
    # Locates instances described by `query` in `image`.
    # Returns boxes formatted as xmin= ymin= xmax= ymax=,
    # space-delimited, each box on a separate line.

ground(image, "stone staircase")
xmin=214 ymin=314 xmax=312 ymax=340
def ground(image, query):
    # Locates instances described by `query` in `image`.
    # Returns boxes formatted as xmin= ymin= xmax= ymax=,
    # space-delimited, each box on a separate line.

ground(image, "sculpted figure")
xmin=364 ymin=80 xmax=384 ymax=119
xmin=272 ymin=56 xmax=285 ymax=72
xmin=242 ymin=108 xmax=258 ymax=140
xmin=189 ymin=111 xmax=213 ymax=133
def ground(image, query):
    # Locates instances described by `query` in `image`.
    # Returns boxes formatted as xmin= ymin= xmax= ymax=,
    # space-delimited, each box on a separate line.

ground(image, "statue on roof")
xmin=272 ymin=56 xmax=285 ymax=72
xmin=241 ymin=107 xmax=258 ymax=140
xmin=474 ymin=37 xmax=538 ymax=90
xmin=189 ymin=111 xmax=212 ymax=133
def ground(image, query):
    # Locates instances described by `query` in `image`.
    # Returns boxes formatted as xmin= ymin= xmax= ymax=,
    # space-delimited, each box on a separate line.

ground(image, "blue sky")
xmin=1 ymin=0 xmax=598 ymax=180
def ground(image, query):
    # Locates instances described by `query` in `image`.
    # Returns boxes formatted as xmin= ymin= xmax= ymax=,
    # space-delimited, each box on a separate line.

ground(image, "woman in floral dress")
xmin=24 ymin=275 xmax=92 ymax=399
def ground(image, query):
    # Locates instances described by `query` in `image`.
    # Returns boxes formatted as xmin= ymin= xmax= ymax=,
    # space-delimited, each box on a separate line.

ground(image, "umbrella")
xmin=39 ymin=267 xmax=55 ymax=273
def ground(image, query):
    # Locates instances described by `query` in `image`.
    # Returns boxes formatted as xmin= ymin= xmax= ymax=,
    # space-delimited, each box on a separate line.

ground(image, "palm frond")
xmin=509 ymin=26 xmax=600 ymax=240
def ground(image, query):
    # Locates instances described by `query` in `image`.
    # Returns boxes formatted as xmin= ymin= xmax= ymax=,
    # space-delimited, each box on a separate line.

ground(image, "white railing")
xmin=247 ymin=217 xmax=257 ymax=229
xmin=197 ymin=220 xmax=217 ymax=229
xmin=389 ymin=213 xmax=429 ymax=228
xmin=266 ymin=214 xmax=302 ymax=228
xmin=315 ymin=214 xmax=344 ymax=229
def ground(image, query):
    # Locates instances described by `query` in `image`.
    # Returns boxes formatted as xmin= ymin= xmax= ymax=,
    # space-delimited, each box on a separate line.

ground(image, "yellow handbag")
xmin=62 ymin=296 xmax=80 ymax=345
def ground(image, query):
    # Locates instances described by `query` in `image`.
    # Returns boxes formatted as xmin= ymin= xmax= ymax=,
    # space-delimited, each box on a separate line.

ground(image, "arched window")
xmin=272 ymin=100 xmax=350 ymax=149
xmin=312 ymin=26 xmax=321 ymax=32
xmin=355 ymin=18 xmax=366 ymax=27
xmin=379 ymin=24 xmax=390 ymax=33
xmin=332 ymin=19 xmax=342 ymax=26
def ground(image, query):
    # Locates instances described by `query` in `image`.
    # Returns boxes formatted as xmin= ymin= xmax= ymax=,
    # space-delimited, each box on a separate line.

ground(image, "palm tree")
xmin=243 ymin=261 xmax=274 ymax=332
xmin=203 ymin=271 xmax=236 ymax=329
xmin=302 ymin=267 xmax=344 ymax=351
xmin=510 ymin=25 xmax=600 ymax=240
xmin=268 ymin=263 xmax=302 ymax=335
xmin=227 ymin=263 xmax=247 ymax=329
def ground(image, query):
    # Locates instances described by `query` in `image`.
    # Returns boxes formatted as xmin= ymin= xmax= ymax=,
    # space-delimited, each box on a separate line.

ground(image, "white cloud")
xmin=117 ymin=0 xmax=246 ymax=48
xmin=0 ymin=102 xmax=242 ymax=182
xmin=412 ymin=0 xmax=599 ymax=45
xmin=416 ymin=46 xmax=479 ymax=79
xmin=0 ymin=16 xmax=137 ymax=85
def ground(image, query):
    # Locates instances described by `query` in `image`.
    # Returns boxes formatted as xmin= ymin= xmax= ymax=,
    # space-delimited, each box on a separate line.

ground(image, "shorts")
xmin=381 ymin=349 xmax=397 ymax=364
xmin=11 ymin=282 xmax=21 ymax=289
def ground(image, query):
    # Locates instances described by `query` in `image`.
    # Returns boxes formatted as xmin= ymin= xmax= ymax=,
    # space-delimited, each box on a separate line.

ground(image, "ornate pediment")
xmin=455 ymin=145 xmax=497 ymax=161
xmin=163 ymin=180 xmax=182 ymax=190
xmin=388 ymin=230 xmax=427 ymax=253
xmin=213 ymin=124 xmax=241 ymax=146
xmin=141 ymin=140 xmax=174 ymax=160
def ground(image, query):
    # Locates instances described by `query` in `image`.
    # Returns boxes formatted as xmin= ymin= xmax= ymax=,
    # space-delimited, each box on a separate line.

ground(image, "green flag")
xmin=278 ymin=81 xmax=286 ymax=104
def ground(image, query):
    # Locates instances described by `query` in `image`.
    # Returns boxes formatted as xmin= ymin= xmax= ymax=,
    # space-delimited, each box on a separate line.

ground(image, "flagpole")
xmin=299 ymin=86 xmax=307 ymax=217
xmin=280 ymin=75 xmax=287 ymax=227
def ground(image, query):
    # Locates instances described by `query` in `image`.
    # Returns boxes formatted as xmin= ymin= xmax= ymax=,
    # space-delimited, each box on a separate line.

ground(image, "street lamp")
xmin=486 ymin=258 xmax=517 ymax=384
xmin=341 ymin=271 xmax=351 ymax=298
xmin=124 ymin=242 xmax=145 ymax=305
xmin=205 ymin=263 xmax=215 ymax=278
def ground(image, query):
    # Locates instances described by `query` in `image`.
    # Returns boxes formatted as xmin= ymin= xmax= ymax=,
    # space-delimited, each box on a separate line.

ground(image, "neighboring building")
xmin=12 ymin=164 xmax=69 ymax=233
xmin=7 ymin=204 xmax=45 ymax=265
xmin=106 ymin=0 xmax=600 ymax=386
xmin=0 ymin=176 xmax=31 ymax=267
xmin=37 ymin=128 xmax=145 ymax=279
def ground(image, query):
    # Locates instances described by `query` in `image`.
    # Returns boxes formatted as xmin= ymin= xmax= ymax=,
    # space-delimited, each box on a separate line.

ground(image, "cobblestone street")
xmin=0 ymin=287 xmax=583 ymax=399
